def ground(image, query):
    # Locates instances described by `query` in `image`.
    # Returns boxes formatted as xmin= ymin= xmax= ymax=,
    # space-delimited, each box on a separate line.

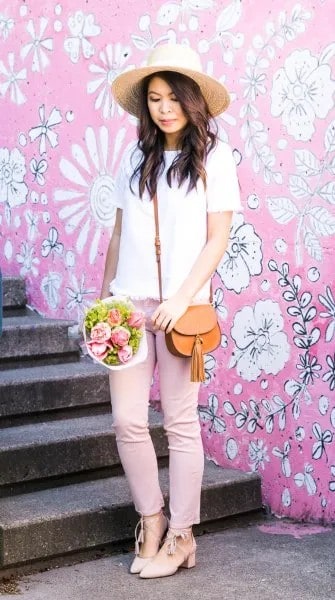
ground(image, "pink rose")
xmin=107 ymin=308 xmax=122 ymax=327
xmin=118 ymin=344 xmax=133 ymax=363
xmin=110 ymin=325 xmax=130 ymax=347
xmin=87 ymin=341 xmax=110 ymax=360
xmin=90 ymin=322 xmax=112 ymax=343
xmin=127 ymin=310 xmax=145 ymax=329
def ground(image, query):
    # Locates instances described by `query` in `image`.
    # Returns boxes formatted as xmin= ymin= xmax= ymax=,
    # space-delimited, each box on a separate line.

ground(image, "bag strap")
xmin=153 ymin=193 xmax=163 ymax=303
xmin=152 ymin=193 xmax=213 ymax=304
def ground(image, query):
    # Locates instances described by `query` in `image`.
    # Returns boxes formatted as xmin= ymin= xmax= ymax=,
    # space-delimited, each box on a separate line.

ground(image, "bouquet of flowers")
xmin=83 ymin=296 xmax=147 ymax=370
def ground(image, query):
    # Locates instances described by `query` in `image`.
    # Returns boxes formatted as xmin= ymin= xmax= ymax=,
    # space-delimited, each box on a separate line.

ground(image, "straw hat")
xmin=111 ymin=43 xmax=230 ymax=118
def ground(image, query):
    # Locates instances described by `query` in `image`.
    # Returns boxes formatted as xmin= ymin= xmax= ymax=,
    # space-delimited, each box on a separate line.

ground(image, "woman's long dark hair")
xmin=130 ymin=71 xmax=218 ymax=198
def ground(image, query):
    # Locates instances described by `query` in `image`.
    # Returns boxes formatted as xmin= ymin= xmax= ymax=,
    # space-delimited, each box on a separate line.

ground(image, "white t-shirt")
xmin=110 ymin=139 xmax=242 ymax=302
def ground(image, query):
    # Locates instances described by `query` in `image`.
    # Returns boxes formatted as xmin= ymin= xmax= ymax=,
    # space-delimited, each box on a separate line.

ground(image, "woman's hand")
xmin=151 ymin=294 xmax=190 ymax=333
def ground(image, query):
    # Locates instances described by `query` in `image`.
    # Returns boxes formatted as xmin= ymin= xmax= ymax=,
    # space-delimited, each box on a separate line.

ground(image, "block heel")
xmin=181 ymin=551 xmax=196 ymax=569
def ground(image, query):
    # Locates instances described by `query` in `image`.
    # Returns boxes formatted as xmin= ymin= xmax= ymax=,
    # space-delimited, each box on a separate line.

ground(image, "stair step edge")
xmin=0 ymin=412 xmax=163 ymax=449
xmin=0 ymin=360 xmax=107 ymax=385
xmin=0 ymin=463 xmax=261 ymax=526
xmin=1 ymin=316 xmax=77 ymax=329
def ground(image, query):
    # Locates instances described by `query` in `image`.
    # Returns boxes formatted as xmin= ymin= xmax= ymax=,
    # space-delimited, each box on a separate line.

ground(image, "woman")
xmin=100 ymin=43 xmax=241 ymax=579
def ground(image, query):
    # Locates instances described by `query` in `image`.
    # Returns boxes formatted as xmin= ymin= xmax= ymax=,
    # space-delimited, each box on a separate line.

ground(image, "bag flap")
xmin=173 ymin=305 xmax=218 ymax=335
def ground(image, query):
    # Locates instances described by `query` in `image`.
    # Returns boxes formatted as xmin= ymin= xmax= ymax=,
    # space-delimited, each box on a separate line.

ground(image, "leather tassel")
xmin=191 ymin=335 xmax=205 ymax=382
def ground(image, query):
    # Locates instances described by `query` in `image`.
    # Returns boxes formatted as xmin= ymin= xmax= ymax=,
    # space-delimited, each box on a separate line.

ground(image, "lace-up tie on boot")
xmin=130 ymin=511 xmax=168 ymax=574
xmin=139 ymin=527 xmax=196 ymax=579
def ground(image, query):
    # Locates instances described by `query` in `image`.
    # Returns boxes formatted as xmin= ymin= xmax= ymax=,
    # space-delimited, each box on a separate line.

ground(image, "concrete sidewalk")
xmin=1 ymin=517 xmax=334 ymax=600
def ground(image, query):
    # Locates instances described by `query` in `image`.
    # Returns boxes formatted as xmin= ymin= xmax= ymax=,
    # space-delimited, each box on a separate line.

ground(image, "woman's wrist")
xmin=173 ymin=288 xmax=193 ymax=306
xmin=100 ymin=285 xmax=110 ymax=299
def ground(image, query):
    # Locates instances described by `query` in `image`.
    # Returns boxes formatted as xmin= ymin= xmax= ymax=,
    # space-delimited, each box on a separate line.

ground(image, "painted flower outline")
xmin=198 ymin=394 xmax=226 ymax=434
xmin=87 ymin=43 xmax=133 ymax=118
xmin=323 ymin=353 xmax=335 ymax=392
xmin=272 ymin=441 xmax=291 ymax=477
xmin=41 ymin=227 xmax=64 ymax=258
xmin=25 ymin=210 xmax=39 ymax=240
xmin=198 ymin=1 xmax=244 ymax=64
xmin=64 ymin=11 xmax=101 ymax=63
xmin=0 ymin=14 xmax=14 ymax=40
xmin=66 ymin=273 xmax=95 ymax=319
xmin=217 ymin=213 xmax=262 ymax=293
xmin=29 ymin=105 xmax=62 ymax=155
xmin=0 ymin=52 xmax=27 ymax=104
xmin=319 ymin=286 xmax=335 ymax=343
xmin=248 ymin=439 xmax=270 ymax=472
xmin=157 ymin=0 xmax=214 ymax=28
xmin=41 ymin=272 xmax=62 ymax=309
xmin=213 ymin=287 xmax=227 ymax=320
xmin=241 ymin=65 xmax=266 ymax=101
xmin=30 ymin=157 xmax=48 ymax=185
xmin=131 ymin=14 xmax=173 ymax=51
xmin=16 ymin=242 xmax=40 ymax=277
xmin=204 ymin=354 xmax=216 ymax=385
xmin=312 ymin=422 xmax=333 ymax=461
xmin=20 ymin=17 xmax=53 ymax=72
xmin=54 ymin=126 xmax=125 ymax=263
xmin=230 ymin=299 xmax=290 ymax=381
xmin=0 ymin=147 xmax=28 ymax=223
xmin=296 ymin=352 xmax=322 ymax=385
xmin=294 ymin=464 xmax=317 ymax=496
xmin=271 ymin=49 xmax=335 ymax=141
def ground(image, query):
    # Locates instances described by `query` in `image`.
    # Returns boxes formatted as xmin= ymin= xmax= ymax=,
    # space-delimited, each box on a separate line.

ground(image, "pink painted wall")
xmin=1 ymin=0 xmax=334 ymax=523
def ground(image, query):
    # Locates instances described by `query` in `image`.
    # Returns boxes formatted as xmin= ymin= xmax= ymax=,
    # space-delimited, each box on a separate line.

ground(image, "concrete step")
xmin=2 ymin=277 xmax=26 ymax=309
xmin=0 ymin=462 xmax=262 ymax=569
xmin=0 ymin=358 xmax=110 ymax=424
xmin=0 ymin=314 xmax=79 ymax=364
xmin=2 ymin=306 xmax=37 ymax=318
xmin=0 ymin=412 xmax=167 ymax=493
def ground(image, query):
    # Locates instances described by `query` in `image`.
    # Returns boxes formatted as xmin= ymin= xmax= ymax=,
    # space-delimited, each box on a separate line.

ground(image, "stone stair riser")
xmin=0 ymin=374 xmax=110 ymax=420
xmin=0 ymin=326 xmax=79 ymax=360
xmin=0 ymin=425 xmax=168 ymax=488
xmin=200 ymin=478 xmax=262 ymax=521
xmin=2 ymin=278 xmax=26 ymax=309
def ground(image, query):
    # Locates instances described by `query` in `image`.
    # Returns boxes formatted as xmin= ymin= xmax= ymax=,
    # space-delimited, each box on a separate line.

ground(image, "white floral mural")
xmin=229 ymin=299 xmax=290 ymax=381
xmin=55 ymin=125 xmax=119 ymax=263
xmin=271 ymin=49 xmax=335 ymax=141
xmin=217 ymin=213 xmax=262 ymax=293
xmin=0 ymin=147 xmax=28 ymax=222
xmin=1 ymin=0 xmax=335 ymax=524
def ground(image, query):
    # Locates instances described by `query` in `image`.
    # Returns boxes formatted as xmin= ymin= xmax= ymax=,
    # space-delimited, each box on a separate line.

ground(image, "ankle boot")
xmin=139 ymin=527 xmax=196 ymax=579
xmin=130 ymin=511 xmax=168 ymax=574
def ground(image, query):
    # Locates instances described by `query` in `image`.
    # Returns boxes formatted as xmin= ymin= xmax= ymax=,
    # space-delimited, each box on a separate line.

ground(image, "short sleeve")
xmin=110 ymin=142 xmax=138 ymax=209
xmin=205 ymin=140 xmax=242 ymax=212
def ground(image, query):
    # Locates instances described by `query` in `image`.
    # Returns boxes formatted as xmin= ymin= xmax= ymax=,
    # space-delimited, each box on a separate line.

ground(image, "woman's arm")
xmin=152 ymin=210 xmax=233 ymax=332
xmin=100 ymin=208 xmax=122 ymax=299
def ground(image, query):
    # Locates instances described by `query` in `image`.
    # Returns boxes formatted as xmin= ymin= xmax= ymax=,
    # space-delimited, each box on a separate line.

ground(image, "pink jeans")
xmin=109 ymin=299 xmax=204 ymax=529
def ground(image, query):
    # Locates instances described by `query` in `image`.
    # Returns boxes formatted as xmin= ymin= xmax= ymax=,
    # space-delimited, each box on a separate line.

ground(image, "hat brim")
xmin=112 ymin=65 xmax=230 ymax=118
